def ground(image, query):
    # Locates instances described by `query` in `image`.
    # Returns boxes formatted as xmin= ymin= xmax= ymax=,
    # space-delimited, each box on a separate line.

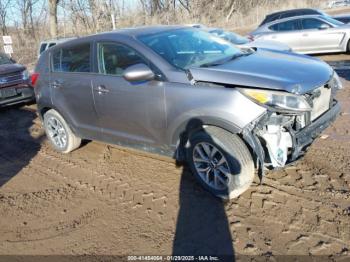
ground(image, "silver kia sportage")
xmin=33 ymin=26 xmax=342 ymax=199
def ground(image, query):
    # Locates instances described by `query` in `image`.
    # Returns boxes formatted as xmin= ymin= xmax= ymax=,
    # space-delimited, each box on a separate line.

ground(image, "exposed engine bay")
xmin=254 ymin=75 xmax=341 ymax=169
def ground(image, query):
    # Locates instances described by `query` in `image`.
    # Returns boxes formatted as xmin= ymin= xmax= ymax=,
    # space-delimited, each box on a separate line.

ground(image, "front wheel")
xmin=43 ymin=109 xmax=81 ymax=153
xmin=186 ymin=127 xmax=255 ymax=199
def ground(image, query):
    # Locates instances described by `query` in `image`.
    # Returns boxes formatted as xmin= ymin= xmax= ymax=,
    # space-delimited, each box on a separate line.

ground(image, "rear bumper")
xmin=0 ymin=85 xmax=35 ymax=107
xmin=290 ymin=100 xmax=340 ymax=161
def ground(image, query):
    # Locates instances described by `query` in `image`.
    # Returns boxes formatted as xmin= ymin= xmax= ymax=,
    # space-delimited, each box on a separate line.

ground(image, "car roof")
xmin=40 ymin=37 xmax=76 ymax=44
xmin=42 ymin=25 xmax=189 ymax=53
xmin=100 ymin=25 xmax=187 ymax=37
xmin=266 ymin=8 xmax=321 ymax=17
xmin=263 ymin=14 xmax=327 ymax=27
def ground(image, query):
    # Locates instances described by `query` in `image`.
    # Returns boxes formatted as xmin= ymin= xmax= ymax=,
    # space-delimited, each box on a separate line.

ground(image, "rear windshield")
xmin=322 ymin=16 xmax=344 ymax=26
xmin=0 ymin=53 xmax=13 ymax=65
xmin=40 ymin=43 xmax=47 ymax=54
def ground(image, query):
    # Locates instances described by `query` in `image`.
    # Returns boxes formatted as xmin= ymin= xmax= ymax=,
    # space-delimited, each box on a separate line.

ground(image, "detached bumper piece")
xmin=0 ymin=86 xmax=35 ymax=107
xmin=290 ymin=100 xmax=340 ymax=161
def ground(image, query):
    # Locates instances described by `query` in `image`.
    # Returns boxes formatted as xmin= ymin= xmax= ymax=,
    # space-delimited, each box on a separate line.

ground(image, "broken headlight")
xmin=239 ymin=88 xmax=312 ymax=113
xmin=333 ymin=71 xmax=343 ymax=90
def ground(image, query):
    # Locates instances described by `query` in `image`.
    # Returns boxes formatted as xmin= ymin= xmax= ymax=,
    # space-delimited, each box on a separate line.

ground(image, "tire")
xmin=186 ymin=126 xmax=255 ymax=199
xmin=43 ymin=109 xmax=81 ymax=153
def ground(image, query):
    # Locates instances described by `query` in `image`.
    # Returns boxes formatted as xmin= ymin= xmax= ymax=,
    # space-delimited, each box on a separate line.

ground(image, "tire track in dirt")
xmin=29 ymin=144 xmax=179 ymax=222
xmin=0 ymin=184 xmax=101 ymax=243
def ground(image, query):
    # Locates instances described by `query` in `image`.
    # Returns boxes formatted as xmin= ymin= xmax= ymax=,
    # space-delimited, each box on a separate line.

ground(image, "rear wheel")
xmin=186 ymin=127 xmax=255 ymax=199
xmin=43 ymin=109 xmax=81 ymax=153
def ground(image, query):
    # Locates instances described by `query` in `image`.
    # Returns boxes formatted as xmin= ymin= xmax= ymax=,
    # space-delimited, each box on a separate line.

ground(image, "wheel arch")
xmin=38 ymin=105 xmax=79 ymax=136
xmin=171 ymin=116 xmax=264 ymax=178
xmin=171 ymin=116 xmax=243 ymax=161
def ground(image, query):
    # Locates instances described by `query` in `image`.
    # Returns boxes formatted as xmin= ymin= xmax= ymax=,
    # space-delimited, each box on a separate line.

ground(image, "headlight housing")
xmin=333 ymin=71 xmax=343 ymax=90
xmin=22 ymin=70 xmax=29 ymax=80
xmin=239 ymin=88 xmax=312 ymax=113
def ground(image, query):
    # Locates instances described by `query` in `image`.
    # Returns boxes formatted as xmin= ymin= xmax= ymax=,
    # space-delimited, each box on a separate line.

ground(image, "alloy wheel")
xmin=192 ymin=142 xmax=231 ymax=190
xmin=46 ymin=116 xmax=67 ymax=149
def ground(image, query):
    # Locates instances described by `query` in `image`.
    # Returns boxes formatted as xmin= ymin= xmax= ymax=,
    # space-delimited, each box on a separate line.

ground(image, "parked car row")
xmin=193 ymin=26 xmax=292 ymax=52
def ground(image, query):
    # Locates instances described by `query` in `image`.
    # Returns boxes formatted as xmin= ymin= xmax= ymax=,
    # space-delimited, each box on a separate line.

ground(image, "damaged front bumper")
xmin=244 ymin=99 xmax=340 ymax=175
xmin=289 ymin=100 xmax=340 ymax=162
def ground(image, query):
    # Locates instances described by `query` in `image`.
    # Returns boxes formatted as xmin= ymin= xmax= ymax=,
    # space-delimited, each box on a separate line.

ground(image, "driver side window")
xmin=97 ymin=42 xmax=148 ymax=76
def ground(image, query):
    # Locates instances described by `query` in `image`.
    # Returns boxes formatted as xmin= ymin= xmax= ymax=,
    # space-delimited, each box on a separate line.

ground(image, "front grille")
xmin=0 ymin=72 xmax=23 ymax=87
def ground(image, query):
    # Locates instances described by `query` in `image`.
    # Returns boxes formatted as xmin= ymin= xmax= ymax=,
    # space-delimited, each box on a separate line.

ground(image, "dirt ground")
xmin=1 ymin=55 xmax=350 ymax=261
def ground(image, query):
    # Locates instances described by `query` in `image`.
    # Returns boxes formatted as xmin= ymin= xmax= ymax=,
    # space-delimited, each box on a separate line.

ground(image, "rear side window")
xmin=97 ymin=42 xmax=148 ymax=76
xmin=52 ymin=43 xmax=91 ymax=73
xmin=270 ymin=19 xmax=300 ymax=31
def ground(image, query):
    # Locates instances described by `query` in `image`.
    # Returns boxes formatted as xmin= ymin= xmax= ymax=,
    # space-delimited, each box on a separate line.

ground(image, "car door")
xmin=50 ymin=42 xmax=101 ymax=140
xmin=262 ymin=19 xmax=304 ymax=52
xmin=299 ymin=18 xmax=344 ymax=52
xmin=91 ymin=41 xmax=166 ymax=148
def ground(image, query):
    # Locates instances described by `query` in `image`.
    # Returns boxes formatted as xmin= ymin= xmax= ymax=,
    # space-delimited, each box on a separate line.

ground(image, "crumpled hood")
xmin=0 ymin=63 xmax=25 ymax=75
xmin=189 ymin=49 xmax=333 ymax=94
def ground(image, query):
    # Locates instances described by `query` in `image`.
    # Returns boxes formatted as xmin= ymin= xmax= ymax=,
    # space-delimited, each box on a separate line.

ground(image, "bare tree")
xmin=49 ymin=0 xmax=59 ymax=38
xmin=0 ymin=0 xmax=11 ymax=34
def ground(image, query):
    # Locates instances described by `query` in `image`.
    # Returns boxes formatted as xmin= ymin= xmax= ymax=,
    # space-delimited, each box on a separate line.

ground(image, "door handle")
xmin=52 ymin=80 xmax=63 ymax=89
xmin=96 ymin=85 xmax=109 ymax=95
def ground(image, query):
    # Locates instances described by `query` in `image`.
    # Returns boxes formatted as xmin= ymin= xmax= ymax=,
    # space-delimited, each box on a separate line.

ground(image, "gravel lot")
xmin=0 ymin=55 xmax=350 ymax=260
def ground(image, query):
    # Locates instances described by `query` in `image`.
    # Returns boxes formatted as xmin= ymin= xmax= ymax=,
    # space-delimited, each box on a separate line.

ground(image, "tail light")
xmin=30 ymin=73 xmax=39 ymax=87
xmin=247 ymin=35 xmax=255 ymax=42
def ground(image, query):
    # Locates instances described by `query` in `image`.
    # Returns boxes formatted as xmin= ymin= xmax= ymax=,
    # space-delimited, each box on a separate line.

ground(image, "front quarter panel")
xmin=165 ymin=83 xmax=267 ymax=146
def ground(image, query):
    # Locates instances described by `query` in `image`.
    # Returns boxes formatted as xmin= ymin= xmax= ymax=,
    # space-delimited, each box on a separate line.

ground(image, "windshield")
xmin=322 ymin=15 xmax=344 ymax=26
xmin=138 ymin=28 xmax=243 ymax=70
xmin=208 ymin=29 xmax=249 ymax=45
xmin=0 ymin=53 xmax=13 ymax=65
xmin=221 ymin=31 xmax=249 ymax=45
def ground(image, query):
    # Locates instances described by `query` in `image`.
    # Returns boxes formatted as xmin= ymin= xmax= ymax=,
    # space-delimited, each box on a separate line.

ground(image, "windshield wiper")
xmin=200 ymin=52 xmax=252 ymax=68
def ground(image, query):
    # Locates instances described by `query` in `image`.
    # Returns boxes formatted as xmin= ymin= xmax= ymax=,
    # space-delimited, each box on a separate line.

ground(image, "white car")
xmin=328 ymin=0 xmax=350 ymax=8
xmin=38 ymin=37 xmax=76 ymax=57
xmin=250 ymin=15 xmax=350 ymax=54
xmin=206 ymin=28 xmax=291 ymax=52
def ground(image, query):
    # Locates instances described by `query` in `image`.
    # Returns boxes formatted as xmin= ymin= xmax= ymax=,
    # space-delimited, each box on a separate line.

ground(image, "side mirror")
xmin=319 ymin=24 xmax=330 ymax=30
xmin=123 ymin=63 xmax=155 ymax=82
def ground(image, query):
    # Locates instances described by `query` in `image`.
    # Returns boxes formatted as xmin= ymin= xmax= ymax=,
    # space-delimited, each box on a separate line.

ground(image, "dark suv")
xmin=0 ymin=53 xmax=34 ymax=107
xmin=34 ymin=26 xmax=341 ymax=199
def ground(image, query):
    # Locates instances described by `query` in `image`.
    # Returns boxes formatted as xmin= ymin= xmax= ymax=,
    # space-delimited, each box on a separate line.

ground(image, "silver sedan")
xmin=250 ymin=14 xmax=350 ymax=54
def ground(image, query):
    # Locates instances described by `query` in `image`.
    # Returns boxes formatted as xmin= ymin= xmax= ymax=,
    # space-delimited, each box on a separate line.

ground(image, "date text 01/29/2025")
xmin=127 ymin=255 xmax=220 ymax=261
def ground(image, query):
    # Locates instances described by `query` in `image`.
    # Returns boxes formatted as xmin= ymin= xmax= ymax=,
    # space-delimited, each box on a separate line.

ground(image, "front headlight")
xmin=239 ymin=88 xmax=312 ymax=113
xmin=333 ymin=71 xmax=343 ymax=90
xmin=22 ymin=70 xmax=29 ymax=80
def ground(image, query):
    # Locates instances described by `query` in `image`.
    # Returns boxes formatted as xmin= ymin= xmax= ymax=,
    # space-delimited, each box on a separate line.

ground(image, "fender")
xmin=37 ymin=102 xmax=82 ymax=138
xmin=170 ymin=116 xmax=242 ymax=162
xmin=170 ymin=116 xmax=242 ymax=146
